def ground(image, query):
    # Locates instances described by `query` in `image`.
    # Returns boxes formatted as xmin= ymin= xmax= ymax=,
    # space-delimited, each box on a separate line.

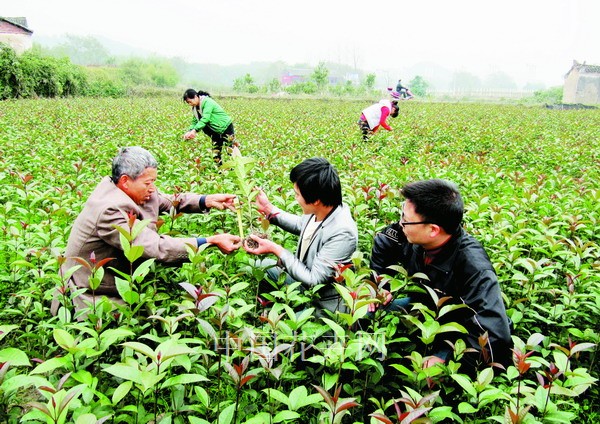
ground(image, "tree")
xmin=233 ymin=73 xmax=259 ymax=93
xmin=409 ymin=75 xmax=429 ymax=97
xmin=119 ymin=58 xmax=178 ymax=88
xmin=483 ymin=72 xmax=517 ymax=90
xmin=311 ymin=62 xmax=329 ymax=91
xmin=285 ymin=81 xmax=317 ymax=95
xmin=451 ymin=71 xmax=482 ymax=93
xmin=532 ymin=86 xmax=563 ymax=104
xmin=363 ymin=73 xmax=376 ymax=91
xmin=48 ymin=35 xmax=114 ymax=66
xmin=267 ymin=78 xmax=282 ymax=93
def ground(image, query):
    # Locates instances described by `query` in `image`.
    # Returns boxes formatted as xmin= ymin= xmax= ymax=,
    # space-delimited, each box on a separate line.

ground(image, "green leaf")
xmin=450 ymin=374 xmax=478 ymax=398
xmin=112 ymin=380 xmax=133 ymax=404
xmin=115 ymin=277 xmax=139 ymax=305
xmin=438 ymin=303 xmax=469 ymax=318
xmin=126 ymin=245 xmax=145 ymax=264
xmin=0 ymin=325 xmax=18 ymax=341
xmin=322 ymin=373 xmax=337 ymax=391
xmin=75 ymin=413 xmax=101 ymax=424
xmin=288 ymin=385 xmax=307 ymax=410
xmin=334 ymin=283 xmax=354 ymax=308
xmin=0 ymin=347 xmax=30 ymax=366
xmin=132 ymin=258 xmax=155 ymax=281
xmin=476 ymin=367 xmax=494 ymax=390
xmin=194 ymin=386 xmax=210 ymax=408
xmin=243 ymin=413 xmax=271 ymax=424
xmin=121 ymin=341 xmax=156 ymax=360
xmin=31 ymin=356 xmax=72 ymax=375
xmin=103 ymin=363 xmax=143 ymax=385
xmin=130 ymin=218 xmax=152 ymax=240
xmin=0 ymin=375 xmax=49 ymax=394
xmin=53 ymin=328 xmax=76 ymax=351
xmin=228 ymin=281 xmax=250 ymax=295
xmin=161 ymin=373 xmax=209 ymax=388
xmin=218 ymin=403 xmax=236 ymax=424
xmin=266 ymin=388 xmax=289 ymax=407
xmin=569 ymin=342 xmax=596 ymax=355
xmin=99 ymin=328 xmax=136 ymax=350
xmin=320 ymin=317 xmax=346 ymax=340
xmin=114 ymin=225 xmax=133 ymax=242
xmin=438 ymin=322 xmax=468 ymax=334
xmin=139 ymin=370 xmax=166 ymax=392
xmin=526 ymin=333 xmax=545 ymax=347
xmin=458 ymin=402 xmax=478 ymax=414
xmin=189 ymin=417 xmax=211 ymax=424
xmin=273 ymin=410 xmax=301 ymax=422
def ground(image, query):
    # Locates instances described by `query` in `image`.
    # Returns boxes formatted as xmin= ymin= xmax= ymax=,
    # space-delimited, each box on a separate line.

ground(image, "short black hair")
xmin=401 ymin=179 xmax=463 ymax=234
xmin=290 ymin=158 xmax=342 ymax=207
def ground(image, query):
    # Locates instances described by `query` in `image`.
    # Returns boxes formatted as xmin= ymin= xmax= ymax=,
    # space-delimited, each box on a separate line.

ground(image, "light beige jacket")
xmin=61 ymin=176 xmax=203 ymax=298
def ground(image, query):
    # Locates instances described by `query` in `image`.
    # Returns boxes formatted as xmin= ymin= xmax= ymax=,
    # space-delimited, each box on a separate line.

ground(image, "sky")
xmin=3 ymin=0 xmax=599 ymax=88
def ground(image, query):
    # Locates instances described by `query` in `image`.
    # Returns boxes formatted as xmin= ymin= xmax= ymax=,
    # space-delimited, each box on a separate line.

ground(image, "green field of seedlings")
xmin=0 ymin=97 xmax=598 ymax=423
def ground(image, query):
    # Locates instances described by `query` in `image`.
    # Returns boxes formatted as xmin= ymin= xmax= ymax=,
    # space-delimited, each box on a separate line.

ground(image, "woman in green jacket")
xmin=182 ymin=89 xmax=236 ymax=165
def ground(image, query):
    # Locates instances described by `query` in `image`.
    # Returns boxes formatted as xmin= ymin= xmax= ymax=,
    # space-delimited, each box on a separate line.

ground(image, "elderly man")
xmin=57 ymin=146 xmax=241 ymax=313
xmin=370 ymin=179 xmax=513 ymax=371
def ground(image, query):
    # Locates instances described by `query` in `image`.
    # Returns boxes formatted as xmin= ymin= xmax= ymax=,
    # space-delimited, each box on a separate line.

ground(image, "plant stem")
xmin=235 ymin=199 xmax=244 ymax=239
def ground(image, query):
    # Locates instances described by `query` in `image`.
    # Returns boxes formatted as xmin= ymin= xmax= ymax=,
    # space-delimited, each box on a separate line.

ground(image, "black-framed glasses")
xmin=399 ymin=212 xmax=432 ymax=227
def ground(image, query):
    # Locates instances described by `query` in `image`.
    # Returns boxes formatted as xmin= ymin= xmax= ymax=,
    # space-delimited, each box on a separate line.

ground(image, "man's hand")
xmin=367 ymin=289 xmax=393 ymax=312
xmin=206 ymin=233 xmax=242 ymax=254
xmin=423 ymin=355 xmax=445 ymax=369
xmin=243 ymin=234 xmax=284 ymax=257
xmin=183 ymin=130 xmax=197 ymax=140
xmin=205 ymin=194 xmax=237 ymax=211
xmin=255 ymin=189 xmax=274 ymax=216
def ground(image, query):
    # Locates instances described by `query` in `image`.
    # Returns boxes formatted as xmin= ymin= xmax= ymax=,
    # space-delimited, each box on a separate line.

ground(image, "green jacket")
xmin=189 ymin=96 xmax=232 ymax=134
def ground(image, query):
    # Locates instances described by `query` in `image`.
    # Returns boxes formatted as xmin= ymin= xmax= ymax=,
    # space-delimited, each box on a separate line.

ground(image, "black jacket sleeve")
xmin=370 ymin=222 xmax=407 ymax=276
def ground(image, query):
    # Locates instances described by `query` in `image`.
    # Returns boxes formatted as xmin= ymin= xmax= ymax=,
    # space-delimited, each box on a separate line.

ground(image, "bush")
xmin=19 ymin=51 xmax=62 ymax=97
xmin=0 ymin=43 xmax=23 ymax=99
xmin=532 ymin=86 xmax=563 ymax=104
xmin=285 ymin=81 xmax=317 ymax=94
xmin=83 ymin=66 xmax=127 ymax=97
xmin=0 ymin=44 xmax=88 ymax=98
xmin=119 ymin=57 xmax=179 ymax=88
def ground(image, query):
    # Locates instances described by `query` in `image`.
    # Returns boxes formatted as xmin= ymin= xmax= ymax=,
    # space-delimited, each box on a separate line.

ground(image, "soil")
xmin=244 ymin=231 xmax=268 ymax=249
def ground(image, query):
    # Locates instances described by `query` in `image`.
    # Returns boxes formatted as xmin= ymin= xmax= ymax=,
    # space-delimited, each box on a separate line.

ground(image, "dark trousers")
xmin=202 ymin=122 xmax=235 ymax=165
xmin=357 ymin=119 xmax=372 ymax=141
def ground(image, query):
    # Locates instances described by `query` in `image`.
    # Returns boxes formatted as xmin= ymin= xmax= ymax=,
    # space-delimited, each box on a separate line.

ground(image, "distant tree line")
xmin=0 ymin=41 xmax=179 ymax=99
xmin=231 ymin=62 xmax=432 ymax=98
xmin=1 ymin=34 xmax=562 ymax=103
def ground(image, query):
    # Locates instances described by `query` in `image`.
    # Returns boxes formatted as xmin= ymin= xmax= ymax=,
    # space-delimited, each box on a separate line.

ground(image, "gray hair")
xmin=111 ymin=146 xmax=158 ymax=183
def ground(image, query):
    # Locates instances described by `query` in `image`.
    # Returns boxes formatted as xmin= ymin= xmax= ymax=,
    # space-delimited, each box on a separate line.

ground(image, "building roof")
xmin=566 ymin=60 xmax=600 ymax=77
xmin=0 ymin=17 xmax=33 ymax=34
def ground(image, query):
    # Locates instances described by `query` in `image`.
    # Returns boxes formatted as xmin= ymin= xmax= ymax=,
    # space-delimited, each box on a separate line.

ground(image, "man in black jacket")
xmin=369 ymin=179 xmax=512 ymax=371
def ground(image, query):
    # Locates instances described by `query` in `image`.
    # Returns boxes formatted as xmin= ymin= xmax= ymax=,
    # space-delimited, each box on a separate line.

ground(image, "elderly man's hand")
xmin=206 ymin=233 xmax=242 ymax=254
xmin=205 ymin=194 xmax=237 ymax=211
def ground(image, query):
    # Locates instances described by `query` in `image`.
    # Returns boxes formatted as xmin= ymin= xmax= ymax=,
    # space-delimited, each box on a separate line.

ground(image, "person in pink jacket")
xmin=358 ymin=99 xmax=399 ymax=141
xmin=56 ymin=146 xmax=241 ymax=315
